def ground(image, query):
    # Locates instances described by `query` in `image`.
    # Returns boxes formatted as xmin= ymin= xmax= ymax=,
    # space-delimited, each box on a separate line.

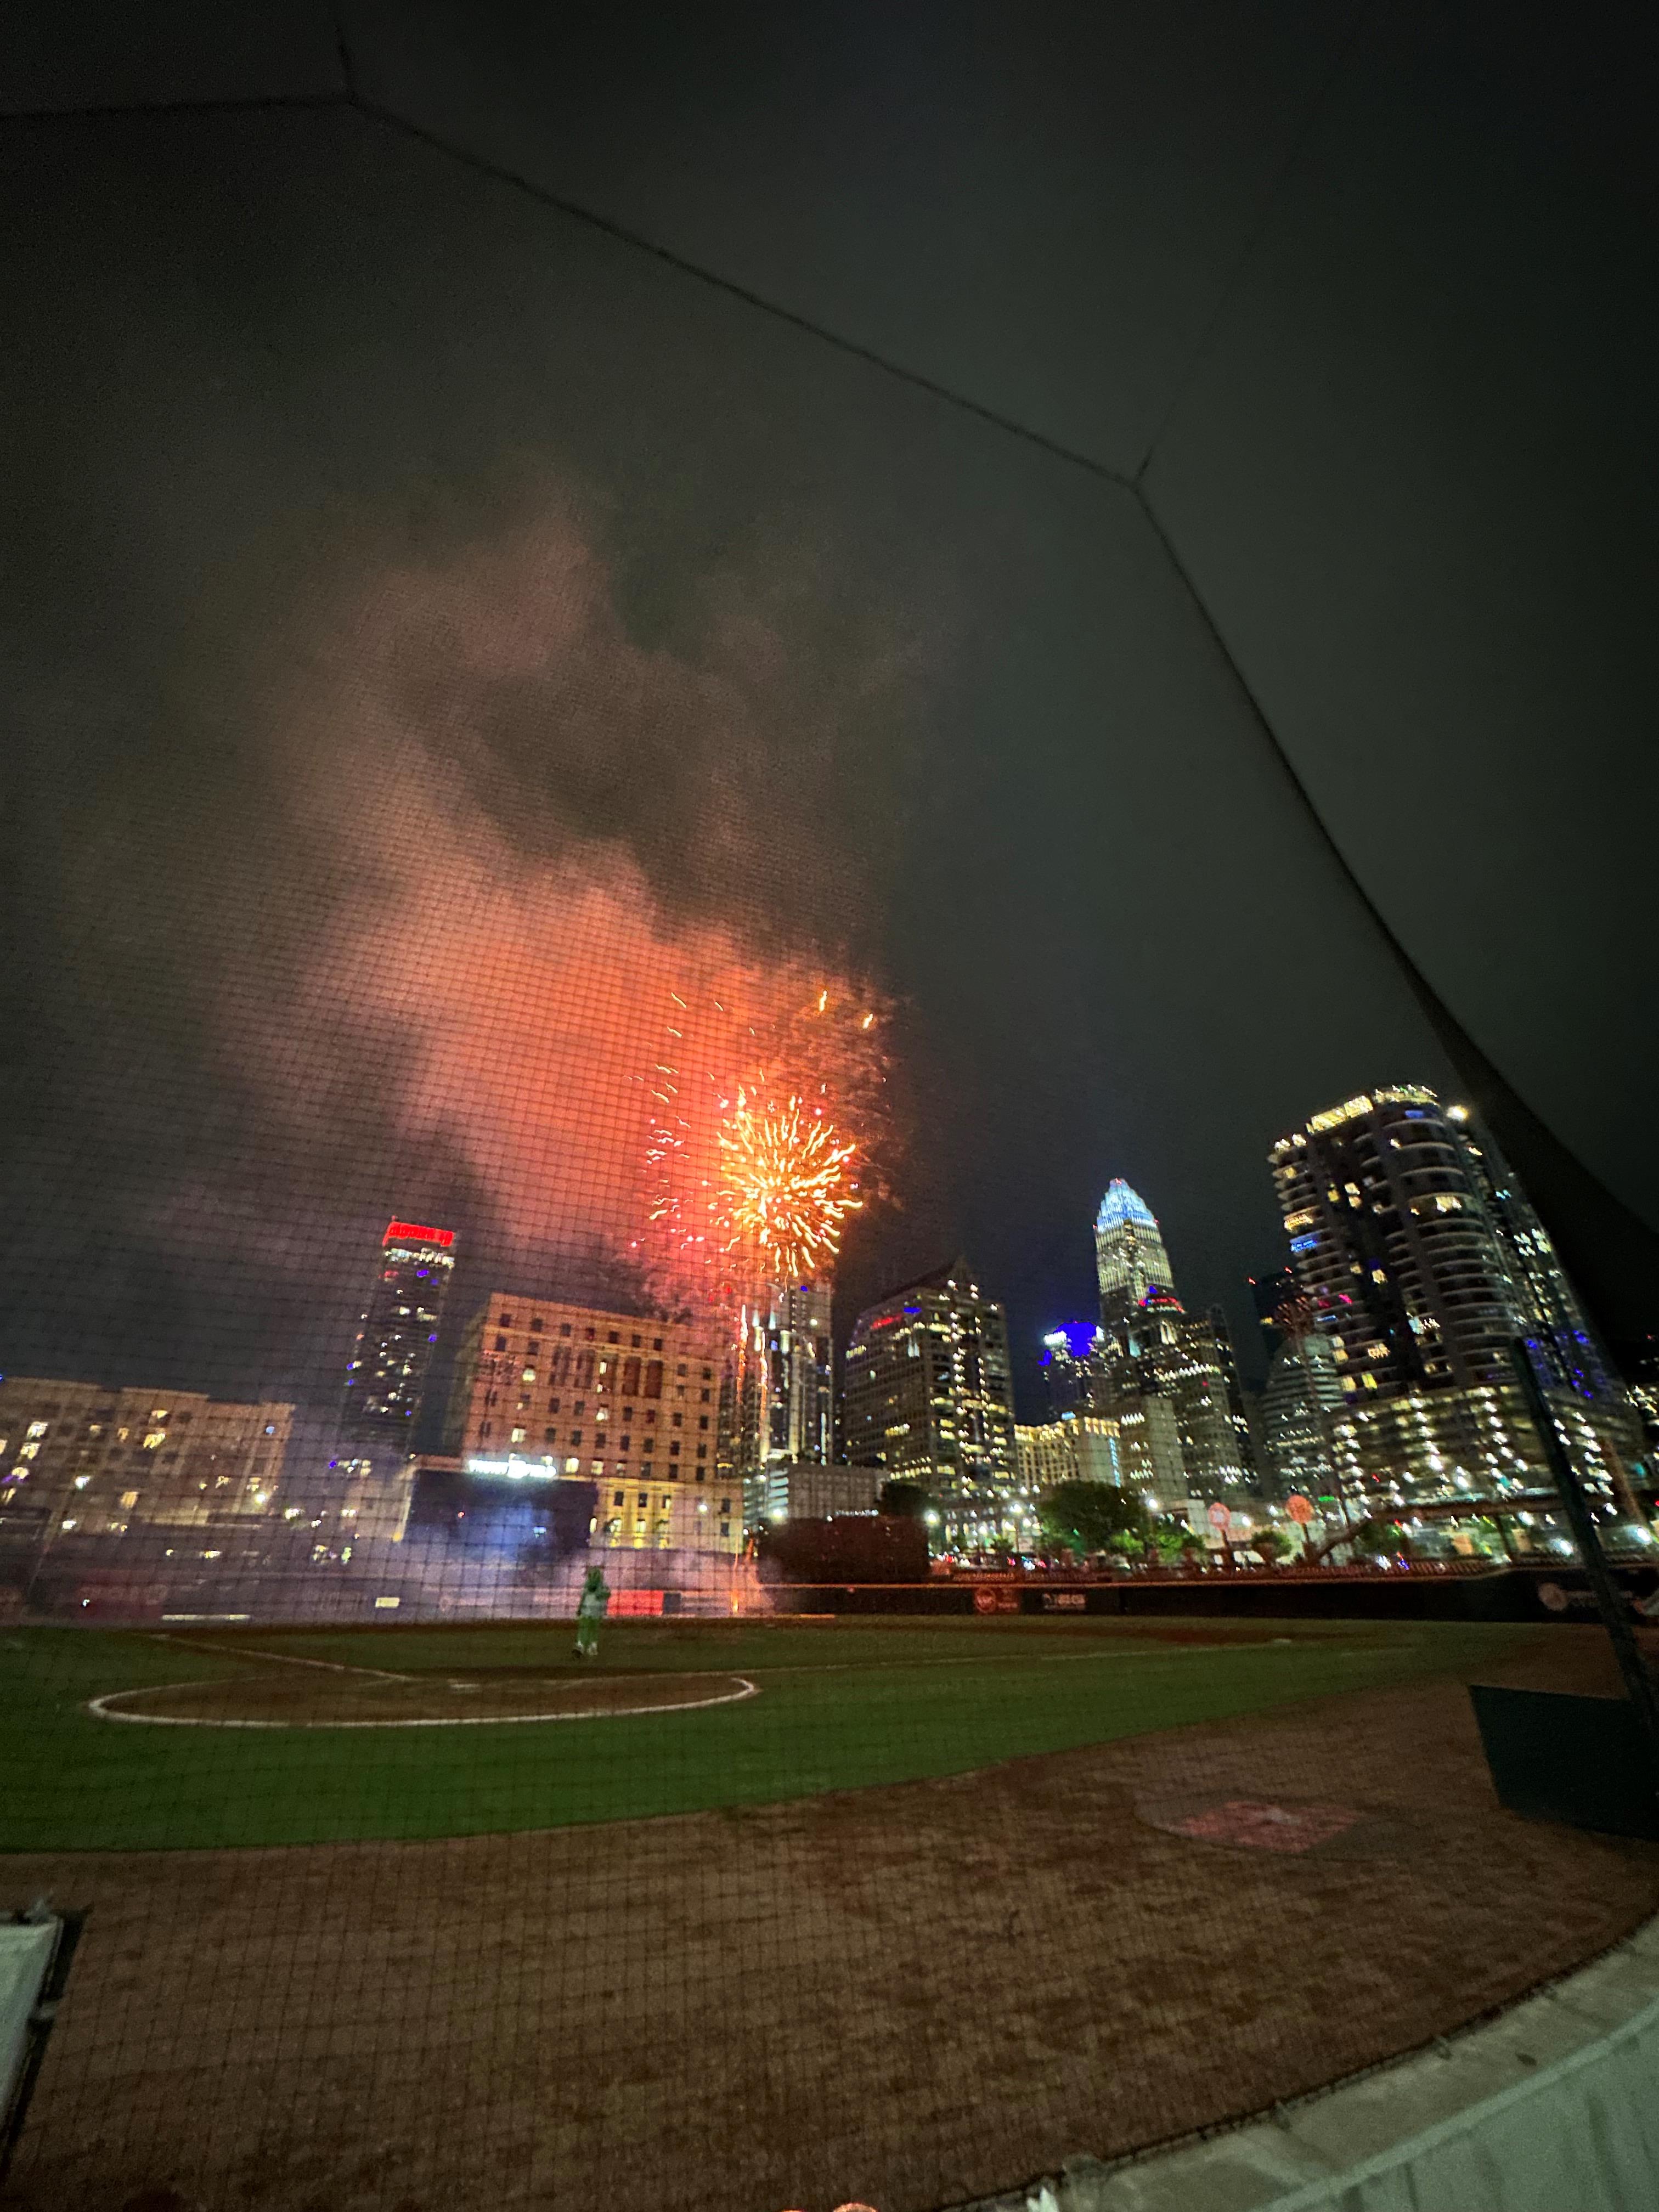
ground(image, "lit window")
xmin=26 ymin=1421 xmax=48 ymax=1440
xmin=522 ymin=1367 xmax=537 ymax=1383
xmin=510 ymin=1427 xmax=527 ymax=1444
xmin=19 ymin=1442 xmax=40 ymax=1461
xmin=143 ymin=1430 xmax=167 ymax=1450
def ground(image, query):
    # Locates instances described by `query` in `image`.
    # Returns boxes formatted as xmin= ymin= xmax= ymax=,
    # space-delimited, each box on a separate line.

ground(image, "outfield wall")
xmin=763 ymin=1564 xmax=1659 ymax=1627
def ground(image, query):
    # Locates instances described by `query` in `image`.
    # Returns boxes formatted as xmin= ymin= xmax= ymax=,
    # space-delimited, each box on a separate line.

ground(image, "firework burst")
xmin=713 ymin=1090 xmax=861 ymax=1283
xmin=636 ymin=961 xmax=891 ymax=1307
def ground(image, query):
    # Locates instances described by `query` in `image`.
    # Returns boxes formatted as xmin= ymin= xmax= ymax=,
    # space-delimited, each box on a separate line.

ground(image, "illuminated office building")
xmin=449 ymin=1296 xmax=723 ymax=1475
xmin=1257 ymin=1330 xmax=1344 ymax=1500
xmin=341 ymin=1220 xmax=457 ymax=1444
xmin=1094 ymin=1180 xmax=1176 ymax=1324
xmin=840 ymin=1257 xmax=1017 ymax=1549
xmin=1085 ymin=1182 xmax=1255 ymax=1502
xmin=333 ymin=1218 xmax=458 ymax=1543
xmin=1007 ymin=1414 xmax=1125 ymax=1554
xmin=1040 ymin=1322 xmax=1104 ymax=1417
xmin=733 ymin=1279 xmax=834 ymax=1523
xmin=1014 ymin=1415 xmax=1124 ymax=1491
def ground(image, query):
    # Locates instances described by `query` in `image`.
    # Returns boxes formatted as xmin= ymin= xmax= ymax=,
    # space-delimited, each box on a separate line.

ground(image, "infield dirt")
xmin=6 ymin=1626 xmax=1657 ymax=2212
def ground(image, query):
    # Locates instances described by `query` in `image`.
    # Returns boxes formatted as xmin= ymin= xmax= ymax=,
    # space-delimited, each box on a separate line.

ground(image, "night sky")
xmin=5 ymin=9 xmax=1657 ymax=1435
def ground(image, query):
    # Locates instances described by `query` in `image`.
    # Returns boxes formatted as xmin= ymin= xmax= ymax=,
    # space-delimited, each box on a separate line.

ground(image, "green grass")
xmin=0 ymin=1616 xmax=1533 ymax=1852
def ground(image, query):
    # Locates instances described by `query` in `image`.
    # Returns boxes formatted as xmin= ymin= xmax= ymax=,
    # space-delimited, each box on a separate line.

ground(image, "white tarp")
xmin=1261 ymin=1990 xmax=1659 ymax=2212
xmin=0 ymin=1921 xmax=55 ymax=2128
xmin=971 ymin=1920 xmax=1659 ymax=2212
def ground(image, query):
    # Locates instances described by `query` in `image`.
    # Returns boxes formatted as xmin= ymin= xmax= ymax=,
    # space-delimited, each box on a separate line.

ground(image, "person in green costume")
xmin=574 ymin=1564 xmax=610 ymax=1660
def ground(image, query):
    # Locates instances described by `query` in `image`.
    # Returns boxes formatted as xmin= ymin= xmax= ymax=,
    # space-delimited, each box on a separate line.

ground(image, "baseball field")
xmin=6 ymin=1612 xmax=1659 ymax=2212
xmin=5 ymin=1612 xmax=1532 ymax=1850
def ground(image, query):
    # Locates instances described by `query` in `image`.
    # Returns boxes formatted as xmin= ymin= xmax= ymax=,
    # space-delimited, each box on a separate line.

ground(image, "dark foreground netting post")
xmin=1464 ymin=1341 xmax=1659 ymax=1841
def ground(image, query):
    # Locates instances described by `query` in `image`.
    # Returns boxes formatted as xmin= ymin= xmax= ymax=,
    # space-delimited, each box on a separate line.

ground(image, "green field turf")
xmin=0 ymin=1616 xmax=1533 ymax=1852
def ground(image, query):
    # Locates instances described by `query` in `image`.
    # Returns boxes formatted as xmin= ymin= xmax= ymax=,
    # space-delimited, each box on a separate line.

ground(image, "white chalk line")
xmin=149 ymin=1632 xmax=410 ymax=1683
xmin=86 ymin=1674 xmax=760 ymax=1731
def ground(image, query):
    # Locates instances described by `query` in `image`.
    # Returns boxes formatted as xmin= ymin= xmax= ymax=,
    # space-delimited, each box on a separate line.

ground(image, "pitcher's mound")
xmin=91 ymin=1668 xmax=758 ymax=1729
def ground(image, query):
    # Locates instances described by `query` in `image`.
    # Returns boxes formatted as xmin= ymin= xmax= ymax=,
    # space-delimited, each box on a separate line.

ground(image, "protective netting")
xmin=4 ymin=98 xmax=1658 ymax=2212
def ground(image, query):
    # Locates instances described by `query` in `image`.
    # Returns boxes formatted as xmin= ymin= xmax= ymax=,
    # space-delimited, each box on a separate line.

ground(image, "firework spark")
xmin=713 ymin=1091 xmax=861 ymax=1283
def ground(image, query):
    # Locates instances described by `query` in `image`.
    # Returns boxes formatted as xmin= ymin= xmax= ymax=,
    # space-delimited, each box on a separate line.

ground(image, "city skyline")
xmin=5 ymin=1074 xmax=1650 ymax=1569
xmin=22 ymin=99 xmax=1630 ymax=1453
xmin=5 ymin=1071 xmax=1652 ymax=1441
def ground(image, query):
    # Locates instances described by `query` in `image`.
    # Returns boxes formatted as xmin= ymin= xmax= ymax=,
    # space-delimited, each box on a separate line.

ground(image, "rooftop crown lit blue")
xmin=1096 ymin=1179 xmax=1158 ymax=1233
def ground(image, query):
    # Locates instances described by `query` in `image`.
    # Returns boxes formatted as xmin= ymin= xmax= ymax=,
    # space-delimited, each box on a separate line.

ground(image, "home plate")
xmin=1136 ymin=1793 xmax=1392 ymax=1855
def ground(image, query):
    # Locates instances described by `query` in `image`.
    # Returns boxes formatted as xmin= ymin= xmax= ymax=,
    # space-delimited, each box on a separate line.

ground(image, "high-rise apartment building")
xmin=0 ymin=1378 xmax=291 ymax=1541
xmin=840 ymin=1258 xmax=1018 ymax=1550
xmin=1094 ymin=1181 xmax=1176 ymax=1324
xmin=445 ymin=1295 xmax=738 ymax=1549
xmin=1268 ymin=1086 xmax=1644 ymax=1513
xmin=1454 ymin=1114 xmax=1629 ymax=1409
xmin=1270 ymin=1089 xmax=1519 ymax=1397
xmin=341 ymin=1220 xmax=457 ymax=1446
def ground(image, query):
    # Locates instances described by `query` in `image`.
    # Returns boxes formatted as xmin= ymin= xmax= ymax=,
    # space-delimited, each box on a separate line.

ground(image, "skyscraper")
xmin=1039 ymin=1322 xmax=1103 ymax=1417
xmin=1256 ymin=1330 xmax=1345 ymax=1502
xmin=733 ymin=1278 xmax=834 ymax=1520
xmin=1268 ymin=1087 xmax=1644 ymax=1516
xmin=840 ymin=1257 xmax=1017 ymax=1550
xmin=341 ymin=1220 xmax=458 ymax=1447
xmin=332 ymin=1219 xmax=458 ymax=1542
xmin=1092 ymin=1286 xmax=1252 ymax=1503
xmin=1086 ymin=1182 xmax=1255 ymax=1503
xmin=1094 ymin=1180 xmax=1176 ymax=1324
xmin=1452 ymin=1111 xmax=1628 ymax=1409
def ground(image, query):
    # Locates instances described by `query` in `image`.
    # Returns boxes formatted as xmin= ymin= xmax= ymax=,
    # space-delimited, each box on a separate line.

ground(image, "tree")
xmin=1149 ymin=1518 xmax=1199 ymax=1565
xmin=1037 ymin=1480 xmax=1150 ymax=1560
xmin=1251 ymin=1527 xmax=1289 ymax=1567
xmin=1345 ymin=1516 xmax=1409 ymax=1562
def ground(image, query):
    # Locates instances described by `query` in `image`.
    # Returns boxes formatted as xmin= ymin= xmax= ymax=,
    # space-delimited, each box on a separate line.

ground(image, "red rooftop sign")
xmin=384 ymin=1220 xmax=455 ymax=1248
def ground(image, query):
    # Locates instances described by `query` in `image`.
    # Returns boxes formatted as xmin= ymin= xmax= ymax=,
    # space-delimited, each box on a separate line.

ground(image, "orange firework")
xmin=636 ymin=964 xmax=890 ymax=1307
xmin=713 ymin=1090 xmax=862 ymax=1284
